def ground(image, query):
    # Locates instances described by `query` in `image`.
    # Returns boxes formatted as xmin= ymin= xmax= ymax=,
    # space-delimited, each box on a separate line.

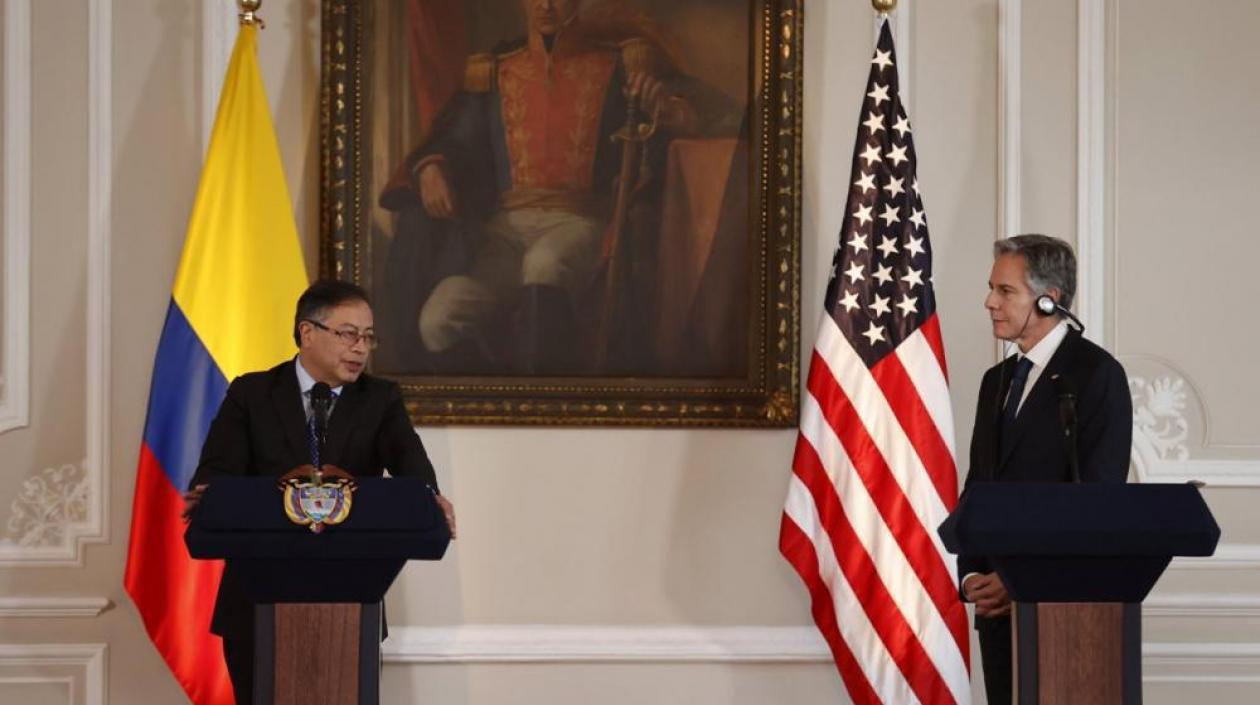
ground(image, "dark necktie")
xmin=308 ymin=387 xmax=336 ymax=467
xmin=307 ymin=414 xmax=322 ymax=468
xmin=1002 ymin=356 xmax=1035 ymax=430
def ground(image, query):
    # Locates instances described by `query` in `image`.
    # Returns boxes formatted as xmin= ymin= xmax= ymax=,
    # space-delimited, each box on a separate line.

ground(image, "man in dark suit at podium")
xmin=182 ymin=279 xmax=457 ymax=704
xmin=959 ymin=235 xmax=1131 ymax=704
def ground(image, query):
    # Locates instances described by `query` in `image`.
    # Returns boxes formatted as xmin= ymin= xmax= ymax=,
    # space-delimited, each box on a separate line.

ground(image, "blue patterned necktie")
xmin=1002 ymin=356 xmax=1035 ymax=430
xmin=307 ymin=413 xmax=321 ymax=468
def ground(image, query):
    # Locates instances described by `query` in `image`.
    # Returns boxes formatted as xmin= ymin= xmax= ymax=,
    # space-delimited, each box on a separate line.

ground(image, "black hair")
xmin=293 ymin=279 xmax=371 ymax=346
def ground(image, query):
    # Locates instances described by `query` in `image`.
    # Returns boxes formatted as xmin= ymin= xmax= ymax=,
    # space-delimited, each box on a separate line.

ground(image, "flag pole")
xmin=238 ymin=0 xmax=264 ymax=28
xmin=872 ymin=0 xmax=898 ymax=16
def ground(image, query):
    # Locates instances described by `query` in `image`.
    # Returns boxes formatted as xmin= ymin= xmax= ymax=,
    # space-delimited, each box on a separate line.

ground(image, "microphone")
xmin=1052 ymin=374 xmax=1080 ymax=482
xmin=310 ymin=382 xmax=333 ymax=472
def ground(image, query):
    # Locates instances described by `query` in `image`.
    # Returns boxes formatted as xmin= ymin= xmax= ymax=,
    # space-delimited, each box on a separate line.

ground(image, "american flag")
xmin=779 ymin=21 xmax=971 ymax=705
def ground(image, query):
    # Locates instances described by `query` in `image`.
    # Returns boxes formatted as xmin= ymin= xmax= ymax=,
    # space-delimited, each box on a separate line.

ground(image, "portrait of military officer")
xmin=372 ymin=0 xmax=747 ymax=378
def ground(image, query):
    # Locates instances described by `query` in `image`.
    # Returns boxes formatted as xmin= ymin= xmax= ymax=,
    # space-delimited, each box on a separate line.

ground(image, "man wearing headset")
xmin=959 ymin=234 xmax=1132 ymax=704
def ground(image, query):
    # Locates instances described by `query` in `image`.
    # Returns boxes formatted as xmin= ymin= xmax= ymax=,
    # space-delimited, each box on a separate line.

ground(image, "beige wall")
xmin=0 ymin=1 xmax=1256 ymax=703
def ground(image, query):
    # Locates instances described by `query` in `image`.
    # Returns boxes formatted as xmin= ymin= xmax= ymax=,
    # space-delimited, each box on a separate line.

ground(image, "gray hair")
xmin=993 ymin=234 xmax=1077 ymax=310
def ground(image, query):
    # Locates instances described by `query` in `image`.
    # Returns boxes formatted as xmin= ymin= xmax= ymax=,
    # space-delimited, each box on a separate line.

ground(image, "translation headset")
xmin=1008 ymin=293 xmax=1083 ymax=352
xmin=1034 ymin=293 xmax=1085 ymax=333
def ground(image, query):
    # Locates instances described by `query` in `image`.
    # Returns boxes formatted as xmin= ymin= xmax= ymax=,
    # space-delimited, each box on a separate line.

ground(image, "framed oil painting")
xmin=320 ymin=0 xmax=801 ymax=426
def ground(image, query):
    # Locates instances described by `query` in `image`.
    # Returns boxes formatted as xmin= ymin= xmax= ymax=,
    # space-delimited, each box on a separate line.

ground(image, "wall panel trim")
xmin=0 ymin=643 xmax=106 ymax=705
xmin=1076 ymin=0 xmax=1107 ymax=342
xmin=998 ymin=0 xmax=1020 ymax=239
xmin=385 ymin=625 xmax=831 ymax=664
xmin=0 ymin=597 xmax=111 ymax=618
xmin=1146 ymin=593 xmax=1260 ymax=619
xmin=1170 ymin=543 xmax=1260 ymax=571
xmin=1143 ymin=642 xmax=1260 ymax=683
xmin=384 ymin=625 xmax=1260 ymax=681
xmin=0 ymin=0 xmax=31 ymax=435
xmin=84 ymin=0 xmax=112 ymax=560
xmin=0 ymin=0 xmax=111 ymax=565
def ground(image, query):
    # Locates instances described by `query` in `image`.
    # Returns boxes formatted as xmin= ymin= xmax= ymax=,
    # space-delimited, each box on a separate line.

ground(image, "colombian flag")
xmin=123 ymin=24 xmax=307 ymax=705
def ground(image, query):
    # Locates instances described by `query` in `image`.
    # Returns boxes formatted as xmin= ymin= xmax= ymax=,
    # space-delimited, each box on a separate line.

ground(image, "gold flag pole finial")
xmin=872 ymin=0 xmax=898 ymax=15
xmin=238 ymin=0 xmax=265 ymax=28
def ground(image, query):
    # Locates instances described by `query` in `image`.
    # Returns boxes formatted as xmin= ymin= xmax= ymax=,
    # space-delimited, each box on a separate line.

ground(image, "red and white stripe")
xmin=781 ymin=313 xmax=971 ymax=705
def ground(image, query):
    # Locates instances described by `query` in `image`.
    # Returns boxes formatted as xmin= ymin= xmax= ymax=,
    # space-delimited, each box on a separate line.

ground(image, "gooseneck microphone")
xmin=1052 ymin=373 xmax=1081 ymax=482
xmin=310 ymin=382 xmax=333 ymax=472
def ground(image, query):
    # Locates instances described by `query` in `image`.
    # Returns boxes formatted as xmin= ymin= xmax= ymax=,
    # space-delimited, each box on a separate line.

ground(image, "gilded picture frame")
xmin=320 ymin=0 xmax=801 ymax=426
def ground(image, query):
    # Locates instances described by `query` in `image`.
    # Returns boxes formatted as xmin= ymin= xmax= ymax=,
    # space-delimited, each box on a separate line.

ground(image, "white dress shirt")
xmin=1006 ymin=319 xmax=1070 ymax=416
xmin=295 ymin=355 xmax=342 ymax=422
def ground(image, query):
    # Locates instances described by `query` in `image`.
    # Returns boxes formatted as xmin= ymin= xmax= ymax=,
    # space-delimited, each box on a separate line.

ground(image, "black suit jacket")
xmin=957 ymin=327 xmax=1132 ymax=586
xmin=190 ymin=358 xmax=438 ymax=638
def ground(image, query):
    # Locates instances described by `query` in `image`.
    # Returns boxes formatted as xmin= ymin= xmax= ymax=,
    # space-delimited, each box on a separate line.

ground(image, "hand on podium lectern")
xmin=435 ymin=493 xmax=457 ymax=539
xmin=181 ymin=484 xmax=209 ymax=522
xmin=964 ymin=572 xmax=1012 ymax=617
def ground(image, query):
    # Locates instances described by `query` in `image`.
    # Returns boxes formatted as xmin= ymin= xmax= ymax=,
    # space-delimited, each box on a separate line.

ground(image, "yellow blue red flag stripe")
xmin=124 ymin=23 xmax=307 ymax=705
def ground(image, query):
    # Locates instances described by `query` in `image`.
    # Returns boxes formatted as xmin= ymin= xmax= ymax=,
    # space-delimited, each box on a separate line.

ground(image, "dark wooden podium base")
xmin=1012 ymin=602 xmax=1141 ymax=705
xmin=254 ymin=603 xmax=382 ymax=705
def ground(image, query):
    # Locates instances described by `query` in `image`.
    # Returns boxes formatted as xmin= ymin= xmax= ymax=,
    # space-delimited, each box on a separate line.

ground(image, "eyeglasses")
xmin=305 ymin=319 xmax=379 ymax=350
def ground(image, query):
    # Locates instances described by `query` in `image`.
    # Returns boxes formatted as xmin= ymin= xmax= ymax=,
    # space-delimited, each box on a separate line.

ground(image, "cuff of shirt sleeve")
xmin=960 ymin=572 xmax=982 ymax=600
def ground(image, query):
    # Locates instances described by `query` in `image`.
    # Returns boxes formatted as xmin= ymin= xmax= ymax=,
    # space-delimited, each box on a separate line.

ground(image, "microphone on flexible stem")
xmin=1052 ymin=374 xmax=1080 ymax=483
xmin=310 ymin=382 xmax=333 ymax=481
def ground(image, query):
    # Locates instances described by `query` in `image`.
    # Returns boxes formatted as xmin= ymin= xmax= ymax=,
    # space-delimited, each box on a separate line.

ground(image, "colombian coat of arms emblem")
xmin=282 ymin=475 xmax=354 ymax=533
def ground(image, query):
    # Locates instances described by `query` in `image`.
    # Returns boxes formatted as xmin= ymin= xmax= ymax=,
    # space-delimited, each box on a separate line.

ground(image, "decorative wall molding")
xmin=0 ymin=597 xmax=111 ymax=618
xmin=1130 ymin=372 xmax=1191 ymax=463
xmin=1081 ymin=7 xmax=1260 ymax=479
xmin=83 ymin=0 xmax=113 ymax=563
xmin=1 ymin=461 xmax=89 ymax=556
xmin=1145 ymin=593 xmax=1260 ymax=619
xmin=0 ymin=0 xmax=112 ymax=565
xmin=1141 ymin=459 xmax=1260 ymax=487
xmin=990 ymin=0 xmax=1021 ymax=366
xmin=997 ymin=0 xmax=1020 ymax=239
xmin=1076 ymin=0 xmax=1107 ymax=343
xmin=1102 ymin=7 xmax=1260 ymax=478
xmin=1124 ymin=357 xmax=1260 ymax=486
xmin=1170 ymin=543 xmax=1260 ymax=572
xmin=0 ymin=643 xmax=106 ymax=705
xmin=0 ymin=676 xmax=72 ymax=701
xmin=384 ymin=626 xmax=831 ymax=664
xmin=385 ymin=625 xmax=1260 ymax=681
xmin=0 ymin=0 xmax=31 ymax=435
xmin=1126 ymin=358 xmax=1260 ymax=486
xmin=1143 ymin=642 xmax=1260 ymax=683
xmin=202 ymin=1 xmax=237 ymax=155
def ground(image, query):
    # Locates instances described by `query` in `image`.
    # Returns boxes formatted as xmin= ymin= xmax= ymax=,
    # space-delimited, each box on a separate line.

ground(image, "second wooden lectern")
xmin=939 ymin=482 xmax=1219 ymax=705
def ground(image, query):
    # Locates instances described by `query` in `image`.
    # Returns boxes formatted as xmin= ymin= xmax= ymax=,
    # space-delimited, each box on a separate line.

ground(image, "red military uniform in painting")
xmin=497 ymin=34 xmax=617 ymax=200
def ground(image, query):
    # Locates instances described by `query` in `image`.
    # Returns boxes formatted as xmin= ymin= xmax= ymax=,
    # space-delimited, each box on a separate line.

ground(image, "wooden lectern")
xmin=186 ymin=477 xmax=450 ymax=705
xmin=939 ymin=483 xmax=1219 ymax=705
